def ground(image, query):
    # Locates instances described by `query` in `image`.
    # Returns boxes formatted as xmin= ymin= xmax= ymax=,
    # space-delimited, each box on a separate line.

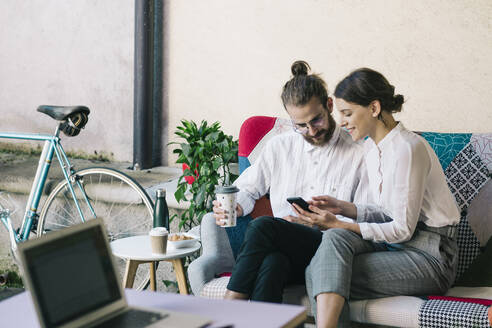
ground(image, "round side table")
xmin=110 ymin=235 xmax=200 ymax=294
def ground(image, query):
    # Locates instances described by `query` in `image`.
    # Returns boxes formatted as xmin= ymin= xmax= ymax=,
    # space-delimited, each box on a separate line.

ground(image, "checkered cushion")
xmin=200 ymin=275 xmax=313 ymax=313
xmin=419 ymin=299 xmax=491 ymax=328
xmin=200 ymin=276 xmax=229 ymax=299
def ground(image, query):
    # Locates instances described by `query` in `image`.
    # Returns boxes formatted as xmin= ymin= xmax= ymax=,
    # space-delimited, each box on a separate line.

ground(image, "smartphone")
xmin=286 ymin=197 xmax=313 ymax=212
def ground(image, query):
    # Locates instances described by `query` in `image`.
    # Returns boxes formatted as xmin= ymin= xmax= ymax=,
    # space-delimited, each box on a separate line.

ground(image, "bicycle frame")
xmin=0 ymin=126 xmax=95 ymax=243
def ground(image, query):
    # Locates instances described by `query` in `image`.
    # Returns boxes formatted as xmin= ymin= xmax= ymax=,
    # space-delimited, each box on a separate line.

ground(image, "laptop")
xmin=17 ymin=218 xmax=212 ymax=328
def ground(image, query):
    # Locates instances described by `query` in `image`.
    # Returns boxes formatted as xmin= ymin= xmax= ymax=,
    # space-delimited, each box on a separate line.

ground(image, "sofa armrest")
xmin=188 ymin=254 xmax=233 ymax=296
xmin=187 ymin=213 xmax=235 ymax=295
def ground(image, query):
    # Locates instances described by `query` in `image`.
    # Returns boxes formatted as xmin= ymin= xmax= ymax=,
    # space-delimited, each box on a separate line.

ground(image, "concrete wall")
xmin=166 ymin=0 xmax=492 ymax=164
xmin=1 ymin=1 xmax=491 ymax=165
xmin=0 ymin=0 xmax=134 ymax=161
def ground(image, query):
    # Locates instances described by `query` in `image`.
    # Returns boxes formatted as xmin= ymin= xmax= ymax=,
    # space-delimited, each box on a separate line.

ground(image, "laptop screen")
xmin=23 ymin=224 xmax=121 ymax=327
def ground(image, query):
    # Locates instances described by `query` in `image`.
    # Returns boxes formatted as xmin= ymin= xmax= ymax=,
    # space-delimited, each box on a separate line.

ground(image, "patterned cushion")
xmin=419 ymin=133 xmax=491 ymax=281
xmin=467 ymin=180 xmax=492 ymax=247
xmin=200 ymin=276 xmax=313 ymax=313
xmin=419 ymin=132 xmax=471 ymax=171
xmin=442 ymin=143 xmax=490 ymax=279
xmin=428 ymin=296 xmax=492 ymax=306
xmin=200 ymin=276 xmax=229 ymax=299
xmin=471 ymin=134 xmax=492 ymax=173
xmin=417 ymin=133 xmax=492 ymax=327
xmin=419 ymin=299 xmax=491 ymax=328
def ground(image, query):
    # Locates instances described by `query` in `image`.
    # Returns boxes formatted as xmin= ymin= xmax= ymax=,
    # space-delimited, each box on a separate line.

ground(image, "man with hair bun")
xmin=200 ymin=61 xmax=368 ymax=303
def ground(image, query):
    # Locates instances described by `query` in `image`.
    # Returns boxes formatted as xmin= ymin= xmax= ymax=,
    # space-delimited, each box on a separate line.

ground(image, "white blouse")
xmin=236 ymin=125 xmax=368 ymax=219
xmin=356 ymin=123 xmax=460 ymax=243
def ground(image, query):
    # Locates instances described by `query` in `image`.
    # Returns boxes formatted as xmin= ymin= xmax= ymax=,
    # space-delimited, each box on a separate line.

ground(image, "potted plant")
xmin=170 ymin=120 xmax=238 ymax=231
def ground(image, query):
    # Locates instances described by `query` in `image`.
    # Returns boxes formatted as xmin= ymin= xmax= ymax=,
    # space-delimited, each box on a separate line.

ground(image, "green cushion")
xmin=456 ymin=236 xmax=492 ymax=287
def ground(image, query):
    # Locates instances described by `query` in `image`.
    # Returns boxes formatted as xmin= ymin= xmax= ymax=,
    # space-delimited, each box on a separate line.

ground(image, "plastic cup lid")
xmin=149 ymin=227 xmax=168 ymax=236
xmin=215 ymin=185 xmax=240 ymax=194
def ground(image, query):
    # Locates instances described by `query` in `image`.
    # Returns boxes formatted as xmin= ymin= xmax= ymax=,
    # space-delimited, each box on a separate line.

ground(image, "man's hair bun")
xmin=291 ymin=60 xmax=310 ymax=77
xmin=282 ymin=60 xmax=328 ymax=111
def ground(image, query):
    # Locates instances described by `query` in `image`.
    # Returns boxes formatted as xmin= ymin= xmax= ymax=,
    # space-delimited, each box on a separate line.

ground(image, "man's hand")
xmin=308 ymin=195 xmax=343 ymax=215
xmin=212 ymin=200 xmax=244 ymax=226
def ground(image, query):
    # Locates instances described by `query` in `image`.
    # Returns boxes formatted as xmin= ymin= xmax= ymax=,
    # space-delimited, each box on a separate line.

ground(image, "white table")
xmin=110 ymin=235 xmax=200 ymax=294
xmin=0 ymin=290 xmax=307 ymax=328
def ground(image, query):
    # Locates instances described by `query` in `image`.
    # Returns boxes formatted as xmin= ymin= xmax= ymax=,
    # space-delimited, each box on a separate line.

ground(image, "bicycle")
xmin=0 ymin=105 xmax=154 ymax=290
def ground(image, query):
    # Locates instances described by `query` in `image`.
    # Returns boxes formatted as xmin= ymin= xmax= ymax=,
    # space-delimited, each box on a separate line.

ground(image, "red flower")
xmin=182 ymin=163 xmax=199 ymax=185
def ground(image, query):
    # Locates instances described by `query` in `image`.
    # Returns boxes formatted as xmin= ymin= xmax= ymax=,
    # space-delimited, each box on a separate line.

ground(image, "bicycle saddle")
xmin=37 ymin=105 xmax=90 ymax=121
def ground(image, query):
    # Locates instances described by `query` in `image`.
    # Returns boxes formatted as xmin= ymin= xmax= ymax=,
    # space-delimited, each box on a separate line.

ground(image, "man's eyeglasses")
xmin=292 ymin=112 xmax=326 ymax=135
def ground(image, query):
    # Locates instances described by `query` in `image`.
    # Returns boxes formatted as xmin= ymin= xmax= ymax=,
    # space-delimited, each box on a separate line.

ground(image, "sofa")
xmin=188 ymin=116 xmax=492 ymax=327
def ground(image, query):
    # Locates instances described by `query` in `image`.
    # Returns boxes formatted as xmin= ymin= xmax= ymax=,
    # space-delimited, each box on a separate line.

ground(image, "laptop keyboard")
xmin=95 ymin=309 xmax=168 ymax=327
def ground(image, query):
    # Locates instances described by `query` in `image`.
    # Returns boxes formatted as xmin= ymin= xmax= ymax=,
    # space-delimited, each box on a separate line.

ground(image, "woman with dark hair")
xmin=292 ymin=68 xmax=460 ymax=327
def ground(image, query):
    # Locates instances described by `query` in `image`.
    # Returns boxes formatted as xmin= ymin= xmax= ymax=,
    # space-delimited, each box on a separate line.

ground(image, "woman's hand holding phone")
xmin=288 ymin=195 xmax=361 ymax=234
xmin=290 ymin=201 xmax=338 ymax=230
xmin=286 ymin=197 xmax=313 ymax=212
xmin=309 ymin=195 xmax=343 ymax=215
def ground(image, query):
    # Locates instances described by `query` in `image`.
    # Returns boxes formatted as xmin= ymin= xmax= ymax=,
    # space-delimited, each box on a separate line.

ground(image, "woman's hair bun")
xmin=392 ymin=94 xmax=404 ymax=112
xmin=291 ymin=60 xmax=310 ymax=77
xmin=394 ymin=94 xmax=404 ymax=106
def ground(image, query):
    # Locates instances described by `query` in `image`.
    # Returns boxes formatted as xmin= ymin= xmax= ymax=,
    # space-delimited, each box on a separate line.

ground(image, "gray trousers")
xmin=305 ymin=228 xmax=458 ymax=327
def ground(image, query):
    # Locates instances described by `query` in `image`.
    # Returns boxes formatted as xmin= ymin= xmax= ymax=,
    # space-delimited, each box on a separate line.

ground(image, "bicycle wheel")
xmin=38 ymin=167 xmax=154 ymax=290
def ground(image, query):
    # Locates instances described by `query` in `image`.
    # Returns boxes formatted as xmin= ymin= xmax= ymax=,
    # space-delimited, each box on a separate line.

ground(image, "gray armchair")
xmin=188 ymin=213 xmax=235 ymax=296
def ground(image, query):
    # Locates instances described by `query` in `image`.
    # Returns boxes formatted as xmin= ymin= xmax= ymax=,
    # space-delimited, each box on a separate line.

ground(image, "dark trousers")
xmin=227 ymin=216 xmax=322 ymax=303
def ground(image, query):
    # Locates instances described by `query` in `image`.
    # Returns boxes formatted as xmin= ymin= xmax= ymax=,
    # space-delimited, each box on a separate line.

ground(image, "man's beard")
xmin=303 ymin=114 xmax=336 ymax=146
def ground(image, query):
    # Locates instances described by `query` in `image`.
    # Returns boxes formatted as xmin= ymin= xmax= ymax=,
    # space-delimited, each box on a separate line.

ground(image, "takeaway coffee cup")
xmin=149 ymin=227 xmax=168 ymax=254
xmin=215 ymin=185 xmax=240 ymax=227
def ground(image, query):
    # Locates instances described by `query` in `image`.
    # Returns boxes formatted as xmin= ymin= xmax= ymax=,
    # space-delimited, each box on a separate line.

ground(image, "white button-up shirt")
xmin=356 ymin=123 xmax=460 ymax=243
xmin=236 ymin=125 xmax=367 ymax=219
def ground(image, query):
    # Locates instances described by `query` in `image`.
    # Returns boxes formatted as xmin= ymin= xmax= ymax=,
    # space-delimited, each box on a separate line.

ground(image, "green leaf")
xmin=182 ymin=168 xmax=193 ymax=176
xmin=162 ymin=280 xmax=178 ymax=288
xmin=181 ymin=143 xmax=191 ymax=157
xmin=174 ymin=184 xmax=186 ymax=203
xmin=205 ymin=131 xmax=220 ymax=142
xmin=212 ymin=157 xmax=222 ymax=171
xmin=195 ymin=184 xmax=207 ymax=206
xmin=174 ymin=131 xmax=188 ymax=139
xmin=182 ymin=120 xmax=193 ymax=131
xmin=175 ymin=154 xmax=187 ymax=164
